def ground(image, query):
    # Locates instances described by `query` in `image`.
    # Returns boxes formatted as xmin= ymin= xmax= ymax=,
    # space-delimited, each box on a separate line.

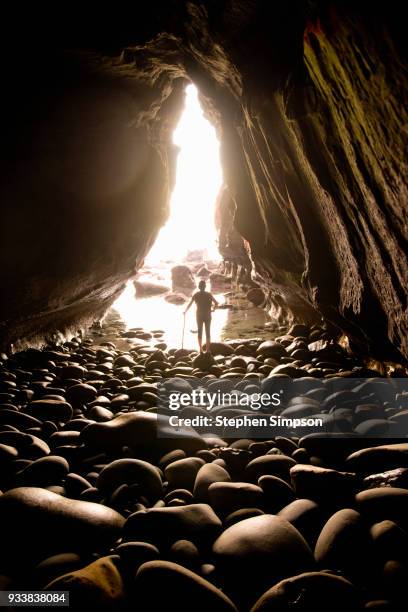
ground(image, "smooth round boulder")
xmin=124 ymin=504 xmax=222 ymax=549
xmin=346 ymin=444 xmax=408 ymax=474
xmin=80 ymin=412 xmax=206 ymax=458
xmin=364 ymin=601 xmax=395 ymax=610
xmin=0 ymin=488 xmax=125 ymax=571
xmin=355 ymin=488 xmax=408 ymax=529
xmin=250 ymin=571 xmax=363 ymax=612
xmin=114 ymin=354 xmax=136 ymax=368
xmin=45 ymin=556 xmax=124 ymax=610
xmin=165 ymin=457 xmax=205 ymax=491
xmin=278 ymin=499 xmax=327 ymax=548
xmin=66 ymin=384 xmax=97 ymax=406
xmin=245 ymin=455 xmax=296 ymax=483
xmin=0 ymin=444 xmax=18 ymax=461
xmin=87 ymin=406 xmax=113 ymax=422
xmin=134 ymin=560 xmax=238 ymax=611
xmin=159 ymin=449 xmax=186 ymax=469
xmin=115 ymin=541 xmax=159 ymax=571
xmin=97 ymin=459 xmax=162 ymax=503
xmin=193 ymin=352 xmax=216 ymax=370
xmin=298 ymin=433 xmax=363 ymax=462
xmin=15 ymin=456 xmax=69 ymax=487
xmin=208 ymin=482 xmax=264 ymax=517
xmin=164 ymin=488 xmax=194 ymax=504
xmin=65 ymin=473 xmax=93 ymax=498
xmin=169 ymin=539 xmax=201 ymax=571
xmin=18 ymin=434 xmax=51 ymax=459
xmin=49 ymin=430 xmax=80 ymax=448
xmin=225 ymin=507 xmax=264 ymax=527
xmin=30 ymin=553 xmax=84 ymax=589
xmin=256 ymin=341 xmax=287 ymax=359
xmin=258 ymin=475 xmax=296 ymax=513
xmin=25 ymin=400 xmax=73 ymax=422
xmin=370 ymin=520 xmax=408 ymax=563
xmin=193 ymin=463 xmax=231 ymax=502
xmin=314 ymin=508 xmax=374 ymax=583
xmin=212 ymin=514 xmax=315 ymax=606
xmin=381 ymin=559 xmax=408 ymax=601
xmin=60 ymin=365 xmax=86 ymax=380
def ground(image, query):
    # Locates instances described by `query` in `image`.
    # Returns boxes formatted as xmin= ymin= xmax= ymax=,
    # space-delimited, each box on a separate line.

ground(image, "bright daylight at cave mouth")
xmin=147 ymin=83 xmax=223 ymax=263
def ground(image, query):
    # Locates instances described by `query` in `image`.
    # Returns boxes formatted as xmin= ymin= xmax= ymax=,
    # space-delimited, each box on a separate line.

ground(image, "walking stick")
xmin=181 ymin=312 xmax=186 ymax=349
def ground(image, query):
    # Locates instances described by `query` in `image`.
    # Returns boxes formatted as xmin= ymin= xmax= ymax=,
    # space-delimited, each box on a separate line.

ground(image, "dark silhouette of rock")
xmin=213 ymin=514 xmax=315 ymax=607
xmin=0 ymin=488 xmax=125 ymax=570
xmin=134 ymin=560 xmax=238 ymax=611
xmin=45 ymin=556 xmax=125 ymax=610
xmin=171 ymin=265 xmax=195 ymax=289
xmin=250 ymin=572 xmax=363 ymax=612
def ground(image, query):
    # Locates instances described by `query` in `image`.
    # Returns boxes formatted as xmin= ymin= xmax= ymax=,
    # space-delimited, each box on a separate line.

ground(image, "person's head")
xmin=198 ymin=280 xmax=206 ymax=291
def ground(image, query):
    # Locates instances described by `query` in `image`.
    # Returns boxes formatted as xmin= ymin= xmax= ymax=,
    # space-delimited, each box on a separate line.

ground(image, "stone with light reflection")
xmin=124 ymin=503 xmax=222 ymax=549
xmin=0 ymin=488 xmax=125 ymax=571
xmin=80 ymin=411 xmax=206 ymax=458
xmin=250 ymin=571 xmax=363 ymax=612
xmin=134 ymin=560 xmax=238 ymax=611
xmin=192 ymin=351 xmax=215 ymax=370
xmin=45 ymin=556 xmax=125 ymax=609
xmin=212 ymin=514 xmax=315 ymax=606
xmin=97 ymin=458 xmax=163 ymax=503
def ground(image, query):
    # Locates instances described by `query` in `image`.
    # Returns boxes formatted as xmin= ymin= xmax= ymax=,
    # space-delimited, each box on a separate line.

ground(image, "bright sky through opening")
xmin=146 ymin=84 xmax=223 ymax=263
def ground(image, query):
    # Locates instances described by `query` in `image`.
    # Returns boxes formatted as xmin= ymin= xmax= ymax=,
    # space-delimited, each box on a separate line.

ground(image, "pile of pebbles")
xmin=0 ymin=321 xmax=407 ymax=611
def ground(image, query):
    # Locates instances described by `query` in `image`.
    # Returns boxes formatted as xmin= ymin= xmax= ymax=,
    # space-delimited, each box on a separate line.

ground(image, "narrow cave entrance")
xmin=112 ymin=84 xmax=272 ymax=347
xmin=147 ymin=83 xmax=223 ymax=264
xmin=113 ymin=84 xmax=224 ymax=347
xmin=112 ymin=83 xmax=272 ymax=347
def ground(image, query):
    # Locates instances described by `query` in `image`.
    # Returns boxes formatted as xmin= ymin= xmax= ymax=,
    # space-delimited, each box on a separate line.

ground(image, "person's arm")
xmin=211 ymin=295 xmax=219 ymax=311
xmin=184 ymin=295 xmax=195 ymax=314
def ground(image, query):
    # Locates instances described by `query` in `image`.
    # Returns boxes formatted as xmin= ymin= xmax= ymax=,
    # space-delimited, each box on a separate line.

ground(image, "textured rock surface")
xmin=0 ymin=1 xmax=406 ymax=360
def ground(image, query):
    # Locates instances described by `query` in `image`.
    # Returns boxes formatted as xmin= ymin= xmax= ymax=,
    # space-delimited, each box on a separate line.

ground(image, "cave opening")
xmin=147 ymin=83 xmax=223 ymax=264
xmin=1 ymin=5 xmax=408 ymax=606
xmin=112 ymin=82 xmax=272 ymax=347
xmin=112 ymin=82 xmax=234 ymax=347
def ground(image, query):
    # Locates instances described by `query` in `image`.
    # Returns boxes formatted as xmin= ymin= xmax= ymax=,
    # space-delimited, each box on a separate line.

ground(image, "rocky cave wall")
xmin=0 ymin=1 xmax=406 ymax=361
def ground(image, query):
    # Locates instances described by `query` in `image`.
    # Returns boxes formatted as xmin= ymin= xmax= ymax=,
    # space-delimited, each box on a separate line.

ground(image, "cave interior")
xmin=1 ymin=0 xmax=407 ymax=362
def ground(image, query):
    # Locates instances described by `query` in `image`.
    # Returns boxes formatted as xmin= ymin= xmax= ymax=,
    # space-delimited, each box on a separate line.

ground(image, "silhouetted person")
xmin=184 ymin=280 xmax=218 ymax=352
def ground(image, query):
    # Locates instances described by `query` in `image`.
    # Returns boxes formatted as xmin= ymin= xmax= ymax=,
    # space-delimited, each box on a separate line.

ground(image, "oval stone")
xmin=212 ymin=514 xmax=314 ymax=606
xmin=26 ymin=400 xmax=73 ymax=422
xmin=208 ymin=482 xmax=264 ymax=517
xmin=193 ymin=463 xmax=231 ymax=502
xmin=45 ymin=556 xmax=124 ymax=608
xmin=0 ymin=488 xmax=125 ymax=571
xmin=314 ymin=508 xmax=374 ymax=583
xmin=135 ymin=560 xmax=238 ymax=611
xmin=245 ymin=455 xmax=296 ymax=483
xmin=251 ymin=571 xmax=363 ymax=612
xmin=16 ymin=456 xmax=69 ymax=487
xmin=97 ymin=458 xmax=162 ymax=503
